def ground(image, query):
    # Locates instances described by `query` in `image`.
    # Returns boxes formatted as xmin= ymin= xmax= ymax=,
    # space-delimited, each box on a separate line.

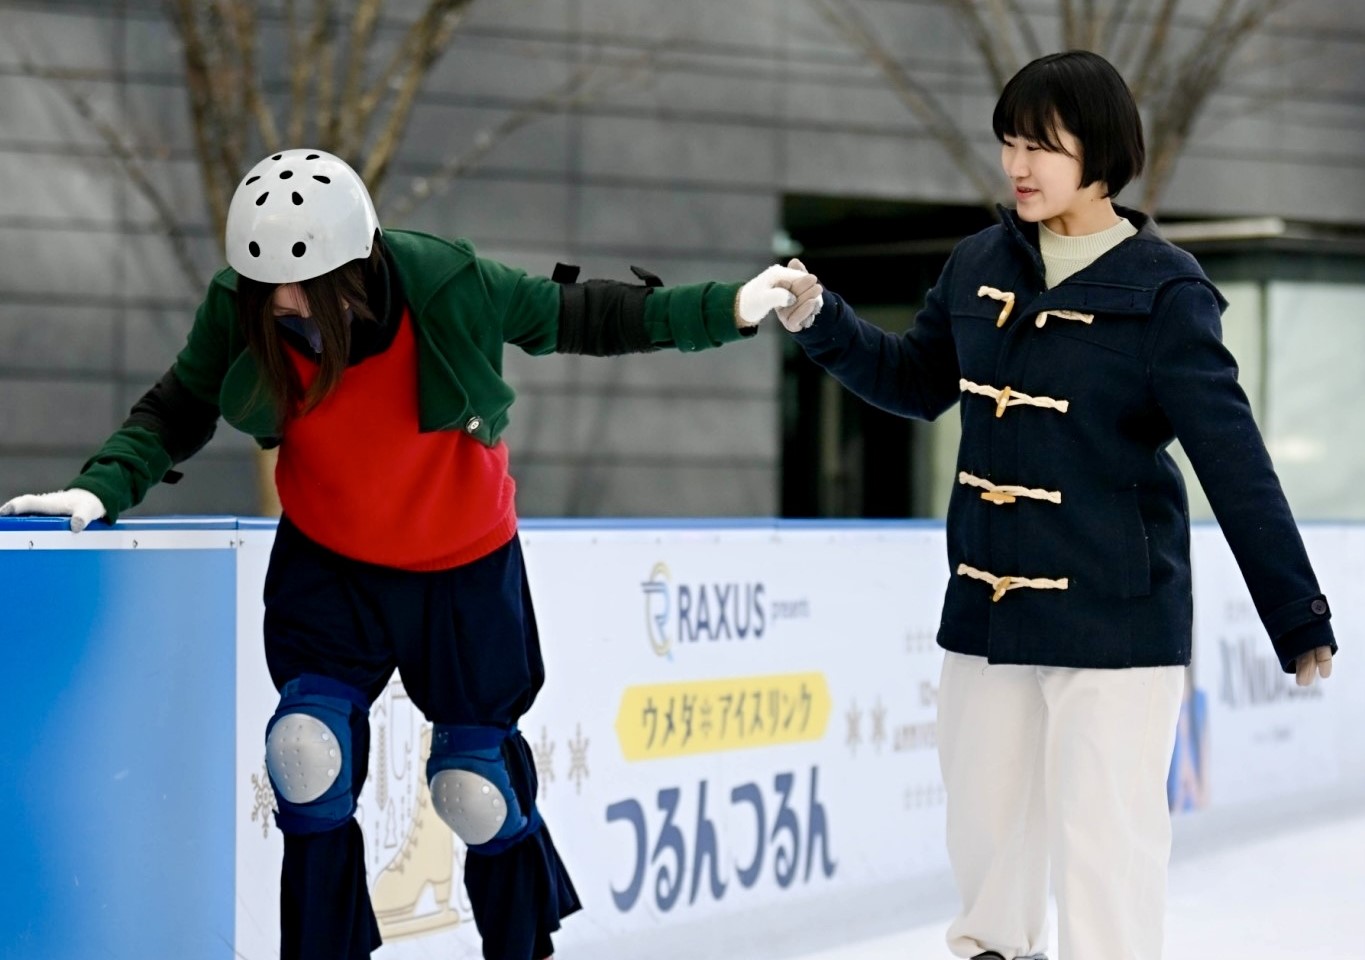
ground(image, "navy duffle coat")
xmin=794 ymin=205 xmax=1336 ymax=672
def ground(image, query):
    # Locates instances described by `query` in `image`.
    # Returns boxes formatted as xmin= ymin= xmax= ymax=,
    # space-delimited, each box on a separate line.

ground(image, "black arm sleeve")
xmin=123 ymin=367 xmax=221 ymax=482
xmin=555 ymin=264 xmax=660 ymax=356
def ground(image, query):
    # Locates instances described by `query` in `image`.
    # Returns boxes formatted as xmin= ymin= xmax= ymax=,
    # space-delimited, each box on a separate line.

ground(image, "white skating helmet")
xmin=225 ymin=148 xmax=380 ymax=284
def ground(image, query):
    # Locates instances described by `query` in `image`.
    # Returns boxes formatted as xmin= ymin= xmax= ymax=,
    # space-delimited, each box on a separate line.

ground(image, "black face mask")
xmin=275 ymin=307 xmax=353 ymax=354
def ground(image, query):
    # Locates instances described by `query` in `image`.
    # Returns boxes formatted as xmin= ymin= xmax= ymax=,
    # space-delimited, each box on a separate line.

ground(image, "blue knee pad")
xmin=265 ymin=674 xmax=368 ymax=835
xmin=426 ymin=724 xmax=541 ymax=856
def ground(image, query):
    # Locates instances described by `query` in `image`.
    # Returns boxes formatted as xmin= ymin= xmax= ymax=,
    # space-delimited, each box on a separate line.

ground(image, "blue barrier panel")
xmin=0 ymin=527 xmax=236 ymax=960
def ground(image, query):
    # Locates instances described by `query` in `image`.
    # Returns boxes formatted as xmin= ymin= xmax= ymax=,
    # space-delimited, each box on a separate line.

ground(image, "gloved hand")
xmin=1295 ymin=645 xmax=1334 ymax=687
xmin=735 ymin=264 xmax=806 ymax=327
xmin=0 ymin=489 xmax=107 ymax=532
xmin=774 ymin=258 xmax=825 ymax=331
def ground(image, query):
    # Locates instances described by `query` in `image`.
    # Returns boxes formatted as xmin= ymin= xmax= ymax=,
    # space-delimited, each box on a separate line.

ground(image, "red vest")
xmin=276 ymin=309 xmax=517 ymax=570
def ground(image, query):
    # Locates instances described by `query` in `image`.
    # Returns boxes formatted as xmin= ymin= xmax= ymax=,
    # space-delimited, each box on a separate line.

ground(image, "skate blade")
xmin=376 ymin=903 xmax=461 ymax=941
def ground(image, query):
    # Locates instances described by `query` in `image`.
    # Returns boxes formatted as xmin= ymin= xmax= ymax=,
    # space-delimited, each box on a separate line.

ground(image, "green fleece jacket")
xmin=72 ymin=229 xmax=749 ymax=522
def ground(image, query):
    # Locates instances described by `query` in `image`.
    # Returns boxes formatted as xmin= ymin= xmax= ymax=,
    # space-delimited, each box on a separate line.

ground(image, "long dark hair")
xmin=235 ymin=236 xmax=383 ymax=418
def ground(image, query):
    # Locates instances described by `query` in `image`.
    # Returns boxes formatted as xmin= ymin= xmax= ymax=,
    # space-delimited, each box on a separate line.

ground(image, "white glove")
xmin=735 ymin=264 xmax=805 ymax=326
xmin=774 ymin=258 xmax=825 ymax=332
xmin=0 ymin=489 xmax=107 ymax=532
xmin=1295 ymin=645 xmax=1334 ymax=687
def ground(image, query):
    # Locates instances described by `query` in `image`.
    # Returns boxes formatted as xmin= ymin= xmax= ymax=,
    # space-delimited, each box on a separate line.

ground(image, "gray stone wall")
xmin=1 ymin=0 xmax=1362 ymax=517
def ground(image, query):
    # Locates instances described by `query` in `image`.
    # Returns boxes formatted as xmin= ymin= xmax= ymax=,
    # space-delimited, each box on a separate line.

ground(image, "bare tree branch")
xmin=817 ymin=0 xmax=1004 ymax=208
xmin=285 ymin=0 xmax=309 ymax=144
xmin=203 ymin=0 xmax=255 ymax=181
xmin=1128 ymin=0 xmax=1183 ymax=101
xmin=1059 ymin=0 xmax=1078 ymax=48
xmin=1081 ymin=0 xmax=1098 ymax=47
xmin=14 ymin=0 xmax=623 ymax=513
xmin=336 ymin=0 xmax=386 ymax=151
xmin=1141 ymin=0 xmax=1285 ymax=209
xmin=1001 ymin=0 xmax=1044 ymax=62
xmin=847 ymin=0 xmax=1299 ymax=212
xmin=353 ymin=45 xmax=406 ymax=137
xmin=313 ymin=0 xmax=340 ymax=151
xmin=362 ymin=0 xmax=476 ymax=193
xmin=300 ymin=0 xmax=337 ymax=147
xmin=381 ymin=51 xmax=653 ymax=223
xmin=203 ymin=0 xmax=247 ymax=178
xmin=167 ymin=0 xmax=234 ymax=238
xmin=220 ymin=0 xmax=281 ymax=152
xmin=1193 ymin=36 xmax=1319 ymax=138
xmin=1085 ymin=2 xmax=1117 ymax=55
xmin=987 ymin=0 xmax=1024 ymax=78
xmin=354 ymin=8 xmax=427 ymax=148
xmin=947 ymin=0 xmax=1013 ymax=90
xmin=8 ymin=56 xmax=205 ymax=301
xmin=1197 ymin=79 xmax=1322 ymax=137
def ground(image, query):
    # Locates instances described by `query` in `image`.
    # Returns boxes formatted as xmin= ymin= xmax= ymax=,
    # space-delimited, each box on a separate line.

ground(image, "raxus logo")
xmin=642 ymin=562 xmax=673 ymax=657
xmin=642 ymin=562 xmax=768 ymax=658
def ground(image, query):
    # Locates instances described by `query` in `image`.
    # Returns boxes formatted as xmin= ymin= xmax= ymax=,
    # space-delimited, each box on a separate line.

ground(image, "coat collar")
xmin=996 ymin=202 xmax=1164 ymax=289
xmin=992 ymin=202 xmax=1225 ymax=318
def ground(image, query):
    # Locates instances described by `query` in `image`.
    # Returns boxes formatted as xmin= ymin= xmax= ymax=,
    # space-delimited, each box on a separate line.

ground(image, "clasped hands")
xmin=735 ymin=258 xmax=824 ymax=332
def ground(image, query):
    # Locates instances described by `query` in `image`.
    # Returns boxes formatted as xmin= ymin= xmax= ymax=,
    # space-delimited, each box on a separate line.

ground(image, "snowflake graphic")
xmin=845 ymin=699 xmax=863 ymax=755
xmin=870 ymin=698 xmax=888 ymax=753
xmin=250 ymin=761 xmax=277 ymax=838
xmin=567 ymin=723 xmax=590 ymax=795
xmin=532 ymin=726 xmax=555 ymax=798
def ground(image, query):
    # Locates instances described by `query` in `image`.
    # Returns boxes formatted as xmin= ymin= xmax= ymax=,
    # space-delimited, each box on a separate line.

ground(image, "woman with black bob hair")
xmin=778 ymin=51 xmax=1337 ymax=960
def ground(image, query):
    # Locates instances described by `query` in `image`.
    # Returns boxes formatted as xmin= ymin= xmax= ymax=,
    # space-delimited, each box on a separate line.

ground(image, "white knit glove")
xmin=0 ymin=489 xmax=107 ymax=532
xmin=735 ymin=264 xmax=805 ymax=327
xmin=1295 ymin=645 xmax=1334 ymax=686
xmin=774 ymin=258 xmax=825 ymax=331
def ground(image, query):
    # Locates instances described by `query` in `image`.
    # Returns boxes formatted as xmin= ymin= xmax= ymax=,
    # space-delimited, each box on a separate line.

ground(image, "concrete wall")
xmin=1 ymin=0 xmax=1363 ymax=517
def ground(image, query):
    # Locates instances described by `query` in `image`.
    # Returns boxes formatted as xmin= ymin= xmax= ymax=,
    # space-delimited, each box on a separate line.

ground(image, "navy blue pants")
xmin=263 ymin=517 xmax=580 ymax=960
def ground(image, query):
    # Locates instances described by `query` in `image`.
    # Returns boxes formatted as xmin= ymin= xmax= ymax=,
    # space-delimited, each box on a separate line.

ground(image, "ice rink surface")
xmin=791 ymin=808 xmax=1365 ymax=960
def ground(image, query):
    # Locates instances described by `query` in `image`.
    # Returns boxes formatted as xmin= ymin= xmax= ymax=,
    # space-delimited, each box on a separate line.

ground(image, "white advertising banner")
xmin=232 ymin=522 xmax=954 ymax=958
xmin=525 ymin=524 xmax=953 ymax=950
xmin=1188 ymin=525 xmax=1364 ymax=812
xmin=229 ymin=520 xmax=1364 ymax=959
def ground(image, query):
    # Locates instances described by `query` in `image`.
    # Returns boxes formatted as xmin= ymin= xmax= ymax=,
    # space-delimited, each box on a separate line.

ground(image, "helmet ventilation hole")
xmin=306 ymin=154 xmax=320 ymax=160
xmin=272 ymin=154 xmax=283 ymax=160
xmin=292 ymin=192 xmax=303 ymax=205
xmin=248 ymin=241 xmax=260 ymax=257
xmin=280 ymin=170 xmax=294 ymax=179
xmin=292 ymin=242 xmax=307 ymax=258
xmin=313 ymin=175 xmax=331 ymax=184
xmin=255 ymin=192 xmax=269 ymax=206
xmin=245 ymin=175 xmax=260 ymax=184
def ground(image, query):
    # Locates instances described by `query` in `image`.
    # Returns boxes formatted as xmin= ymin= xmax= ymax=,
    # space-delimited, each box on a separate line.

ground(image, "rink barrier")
xmin=1 ymin=517 xmax=1360 ymax=960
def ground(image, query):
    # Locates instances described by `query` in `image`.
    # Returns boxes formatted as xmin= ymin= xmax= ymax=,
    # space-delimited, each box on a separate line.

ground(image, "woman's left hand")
xmin=1295 ymin=645 xmax=1334 ymax=686
xmin=774 ymin=259 xmax=825 ymax=332
xmin=735 ymin=262 xmax=824 ymax=329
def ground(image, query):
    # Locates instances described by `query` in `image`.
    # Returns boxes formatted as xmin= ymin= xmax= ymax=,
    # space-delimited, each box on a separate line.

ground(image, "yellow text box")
xmin=615 ymin=673 xmax=831 ymax=761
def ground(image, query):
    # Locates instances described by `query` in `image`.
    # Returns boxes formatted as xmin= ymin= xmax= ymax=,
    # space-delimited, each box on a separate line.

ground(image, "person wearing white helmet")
xmin=1 ymin=148 xmax=824 ymax=960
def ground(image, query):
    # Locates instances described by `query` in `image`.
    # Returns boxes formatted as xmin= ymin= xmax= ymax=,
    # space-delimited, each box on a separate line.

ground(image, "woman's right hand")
xmin=0 ymin=489 xmax=107 ymax=532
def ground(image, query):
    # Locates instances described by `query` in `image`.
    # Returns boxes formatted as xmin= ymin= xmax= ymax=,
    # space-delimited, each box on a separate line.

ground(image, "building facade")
xmin=1 ymin=0 xmax=1362 ymax=519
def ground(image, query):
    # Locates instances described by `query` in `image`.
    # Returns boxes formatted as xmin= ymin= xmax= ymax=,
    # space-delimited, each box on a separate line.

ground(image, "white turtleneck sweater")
xmin=1038 ymin=217 xmax=1138 ymax=289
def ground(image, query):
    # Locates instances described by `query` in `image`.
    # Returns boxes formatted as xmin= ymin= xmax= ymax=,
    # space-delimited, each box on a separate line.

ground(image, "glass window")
xmin=1260 ymin=281 xmax=1365 ymax=519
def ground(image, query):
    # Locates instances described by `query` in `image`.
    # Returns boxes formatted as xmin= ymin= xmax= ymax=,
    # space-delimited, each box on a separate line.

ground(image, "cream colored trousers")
xmin=937 ymin=652 xmax=1185 ymax=960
